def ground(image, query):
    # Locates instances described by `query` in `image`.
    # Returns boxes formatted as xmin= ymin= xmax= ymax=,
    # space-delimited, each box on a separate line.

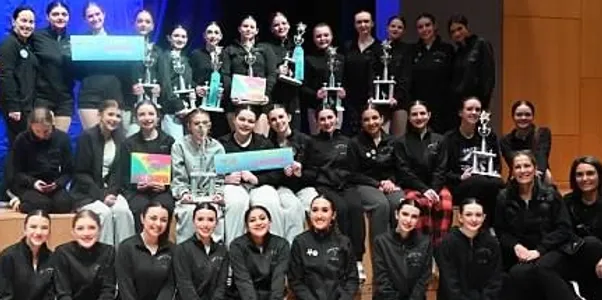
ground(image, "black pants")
xmin=315 ymin=185 xmax=365 ymax=260
xmin=568 ymin=237 xmax=602 ymax=299
xmin=128 ymin=191 xmax=175 ymax=233
xmin=3 ymin=111 xmax=28 ymax=146
xmin=450 ymin=175 xmax=505 ymax=227
xmin=19 ymin=188 xmax=72 ymax=213
xmin=503 ymin=250 xmax=575 ymax=300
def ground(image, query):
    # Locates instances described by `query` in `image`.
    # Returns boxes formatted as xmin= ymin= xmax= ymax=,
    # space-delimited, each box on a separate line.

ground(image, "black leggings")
xmin=19 ymin=188 xmax=72 ymax=213
xmin=315 ymin=185 xmax=365 ymax=261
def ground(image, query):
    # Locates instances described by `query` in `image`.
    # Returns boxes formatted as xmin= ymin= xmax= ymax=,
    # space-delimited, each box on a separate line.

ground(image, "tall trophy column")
xmin=322 ymin=46 xmax=344 ymax=111
xmin=370 ymin=40 xmax=396 ymax=106
xmin=200 ymin=46 xmax=224 ymax=112
xmin=138 ymin=40 xmax=161 ymax=108
xmin=471 ymin=111 xmax=500 ymax=177
xmin=171 ymin=51 xmax=196 ymax=112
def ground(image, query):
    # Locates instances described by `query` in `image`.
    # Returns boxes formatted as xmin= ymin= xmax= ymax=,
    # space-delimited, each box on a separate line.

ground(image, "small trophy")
xmin=232 ymin=48 xmax=267 ymax=106
xmin=471 ymin=111 xmax=500 ymax=177
xmin=171 ymin=51 xmax=196 ymax=111
xmin=138 ymin=41 xmax=161 ymax=108
xmin=322 ymin=46 xmax=344 ymax=112
xmin=200 ymin=46 xmax=224 ymax=112
xmin=370 ymin=40 xmax=396 ymax=105
xmin=278 ymin=22 xmax=306 ymax=86
xmin=190 ymin=125 xmax=226 ymax=203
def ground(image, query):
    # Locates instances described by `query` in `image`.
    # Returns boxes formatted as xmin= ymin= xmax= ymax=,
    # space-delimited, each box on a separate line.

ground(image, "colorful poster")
xmin=230 ymin=74 xmax=266 ymax=102
xmin=71 ymin=35 xmax=145 ymax=61
xmin=130 ymin=153 xmax=171 ymax=184
xmin=214 ymin=148 xmax=294 ymax=174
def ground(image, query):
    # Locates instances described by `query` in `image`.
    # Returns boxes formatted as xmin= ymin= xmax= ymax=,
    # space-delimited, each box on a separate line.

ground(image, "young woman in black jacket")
xmin=0 ymin=6 xmax=38 ymax=145
xmin=125 ymin=9 xmax=171 ymax=136
xmin=563 ymin=156 xmax=602 ymax=299
xmin=500 ymin=100 xmax=552 ymax=184
xmin=288 ymin=194 xmax=359 ymax=299
xmin=53 ymin=210 xmax=116 ymax=300
xmin=71 ymin=100 xmax=135 ymax=246
xmin=222 ymin=16 xmax=277 ymax=135
xmin=8 ymin=107 xmax=73 ymax=213
xmin=347 ymin=106 xmax=402 ymax=241
xmin=384 ymin=16 xmax=412 ymax=136
xmin=494 ymin=151 xmax=575 ymax=300
xmin=76 ymin=2 xmax=125 ymax=129
xmin=263 ymin=12 xmax=301 ymax=129
xmin=396 ymin=101 xmax=453 ymax=246
xmin=439 ymin=199 xmax=503 ymax=300
xmin=442 ymin=97 xmax=504 ymax=224
xmin=448 ymin=14 xmax=495 ymax=111
xmin=266 ymin=104 xmax=312 ymax=243
xmin=300 ymin=106 xmax=366 ymax=280
xmin=174 ymin=203 xmax=228 ymax=300
xmin=116 ymin=201 xmax=175 ymax=300
xmin=228 ymin=206 xmax=290 ymax=300
xmin=218 ymin=106 xmax=284 ymax=246
xmin=117 ymin=100 xmax=175 ymax=232
xmin=300 ymin=23 xmax=345 ymax=134
xmin=373 ymin=199 xmax=433 ymax=300
xmin=410 ymin=13 xmax=455 ymax=134
xmin=0 ymin=210 xmax=55 ymax=300
xmin=31 ymin=1 xmax=74 ymax=132
xmin=189 ymin=22 xmax=229 ymax=137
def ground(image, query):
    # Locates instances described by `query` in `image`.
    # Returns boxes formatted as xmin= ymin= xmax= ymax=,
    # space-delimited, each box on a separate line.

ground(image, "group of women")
xmin=0 ymin=1 xmax=495 ymax=140
xmin=3 ymin=1 xmax=602 ymax=300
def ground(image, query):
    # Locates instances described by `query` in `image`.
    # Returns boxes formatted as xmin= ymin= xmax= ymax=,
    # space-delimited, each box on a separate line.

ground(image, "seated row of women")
xmin=5 ymin=95 xmax=550 ymax=279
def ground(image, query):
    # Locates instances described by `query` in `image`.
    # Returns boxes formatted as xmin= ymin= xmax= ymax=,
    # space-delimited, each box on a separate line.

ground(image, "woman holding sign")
xmin=218 ymin=106 xmax=285 ymax=246
xmin=117 ymin=100 xmax=175 ymax=232
xmin=222 ymin=16 xmax=277 ymax=136
xmin=171 ymin=109 xmax=226 ymax=243
xmin=76 ymin=2 xmax=125 ymax=129
xmin=71 ymin=99 xmax=135 ymax=246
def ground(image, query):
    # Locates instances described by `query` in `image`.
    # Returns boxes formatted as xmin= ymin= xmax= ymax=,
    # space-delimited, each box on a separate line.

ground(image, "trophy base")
xmin=369 ymin=99 xmax=392 ymax=105
xmin=235 ymin=99 xmax=268 ymax=106
xmin=174 ymin=88 xmax=195 ymax=95
xmin=471 ymin=170 xmax=501 ymax=178
xmin=373 ymin=79 xmax=396 ymax=85
xmin=200 ymin=105 xmax=224 ymax=113
xmin=278 ymin=75 xmax=302 ymax=86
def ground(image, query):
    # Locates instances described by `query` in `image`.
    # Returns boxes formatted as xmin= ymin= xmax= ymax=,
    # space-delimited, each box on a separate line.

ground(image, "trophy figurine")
xmin=138 ymin=41 xmax=161 ymax=108
xmin=171 ymin=52 xmax=196 ymax=111
xmin=279 ymin=22 xmax=306 ymax=86
xmin=370 ymin=40 xmax=396 ymax=105
xmin=471 ymin=111 xmax=500 ymax=177
xmin=322 ymin=46 xmax=344 ymax=112
xmin=190 ymin=124 xmax=226 ymax=203
xmin=200 ymin=46 xmax=224 ymax=112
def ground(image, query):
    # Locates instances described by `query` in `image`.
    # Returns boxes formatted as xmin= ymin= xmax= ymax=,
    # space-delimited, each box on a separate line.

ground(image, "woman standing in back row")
xmin=411 ymin=13 xmax=454 ymax=134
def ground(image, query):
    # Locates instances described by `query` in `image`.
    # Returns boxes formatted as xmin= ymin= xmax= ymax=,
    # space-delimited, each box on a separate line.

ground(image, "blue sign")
xmin=71 ymin=35 xmax=145 ymax=61
xmin=214 ymin=148 xmax=294 ymax=174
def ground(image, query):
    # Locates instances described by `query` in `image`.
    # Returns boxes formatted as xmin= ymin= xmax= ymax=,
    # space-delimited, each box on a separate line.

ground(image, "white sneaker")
xmin=357 ymin=261 xmax=366 ymax=283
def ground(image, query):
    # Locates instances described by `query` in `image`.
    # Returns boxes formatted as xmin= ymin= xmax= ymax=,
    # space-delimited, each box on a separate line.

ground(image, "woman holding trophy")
xmin=126 ymin=9 xmax=170 ymax=136
xmin=263 ymin=12 xmax=305 ymax=130
xmin=171 ymin=108 xmax=226 ymax=244
xmin=222 ymin=16 xmax=277 ymax=136
xmin=162 ymin=25 xmax=194 ymax=140
xmin=190 ymin=22 xmax=229 ymax=137
xmin=300 ymin=23 xmax=346 ymax=134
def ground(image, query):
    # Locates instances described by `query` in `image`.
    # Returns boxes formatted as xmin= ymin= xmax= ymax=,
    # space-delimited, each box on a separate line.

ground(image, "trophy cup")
xmin=233 ymin=48 xmax=267 ymax=106
xmin=471 ymin=111 xmax=500 ymax=177
xmin=171 ymin=51 xmax=196 ymax=111
xmin=200 ymin=46 xmax=224 ymax=112
xmin=279 ymin=22 xmax=306 ymax=86
xmin=322 ymin=46 xmax=344 ymax=112
xmin=138 ymin=41 xmax=161 ymax=108
xmin=370 ymin=40 xmax=396 ymax=105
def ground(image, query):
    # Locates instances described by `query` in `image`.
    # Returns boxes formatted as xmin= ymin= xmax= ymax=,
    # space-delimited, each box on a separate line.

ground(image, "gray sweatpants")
xmin=351 ymin=185 xmax=404 ymax=238
xmin=80 ymin=196 xmax=135 ymax=247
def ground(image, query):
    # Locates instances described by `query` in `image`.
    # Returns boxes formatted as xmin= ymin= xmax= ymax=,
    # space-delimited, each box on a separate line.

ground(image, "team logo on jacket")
xmin=20 ymin=49 xmax=28 ymax=59
xmin=306 ymin=248 xmax=318 ymax=257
